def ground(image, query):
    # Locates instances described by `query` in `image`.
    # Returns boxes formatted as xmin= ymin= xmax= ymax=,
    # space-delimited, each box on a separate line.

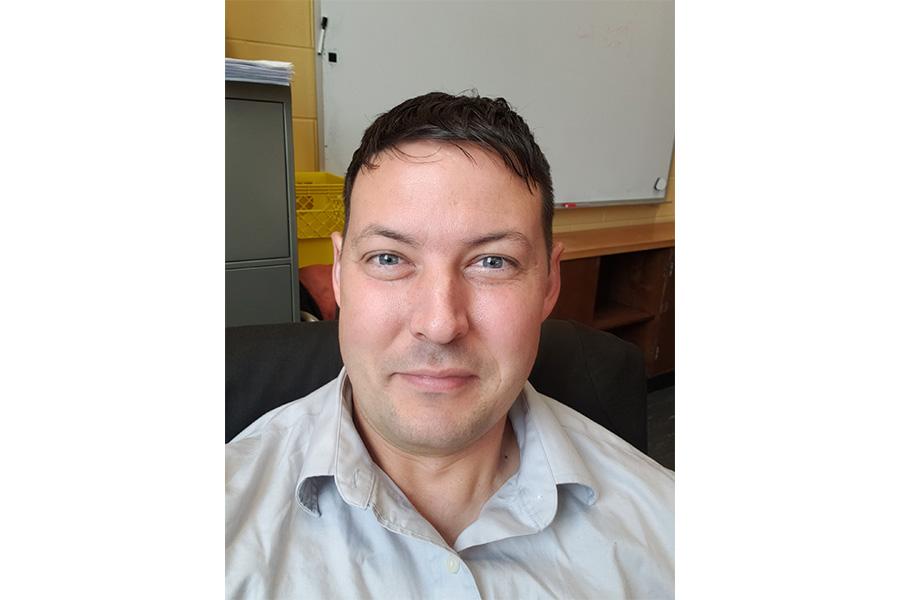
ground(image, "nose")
xmin=408 ymin=267 xmax=470 ymax=345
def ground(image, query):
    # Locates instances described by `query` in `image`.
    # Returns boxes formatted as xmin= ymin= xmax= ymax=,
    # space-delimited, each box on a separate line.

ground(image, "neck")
xmin=353 ymin=408 xmax=520 ymax=547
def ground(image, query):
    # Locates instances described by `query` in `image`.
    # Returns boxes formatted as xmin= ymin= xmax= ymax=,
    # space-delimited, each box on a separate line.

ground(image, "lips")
xmin=394 ymin=369 xmax=477 ymax=393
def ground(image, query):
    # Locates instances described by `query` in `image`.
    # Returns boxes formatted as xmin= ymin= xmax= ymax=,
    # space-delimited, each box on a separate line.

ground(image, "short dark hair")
xmin=343 ymin=91 xmax=554 ymax=256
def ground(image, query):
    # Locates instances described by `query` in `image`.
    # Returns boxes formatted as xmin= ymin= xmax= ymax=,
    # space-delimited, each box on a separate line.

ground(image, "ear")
xmin=331 ymin=231 xmax=344 ymax=308
xmin=541 ymin=241 xmax=564 ymax=320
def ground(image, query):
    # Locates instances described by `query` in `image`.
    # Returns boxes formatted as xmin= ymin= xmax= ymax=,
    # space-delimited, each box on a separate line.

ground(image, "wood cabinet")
xmin=550 ymin=224 xmax=674 ymax=378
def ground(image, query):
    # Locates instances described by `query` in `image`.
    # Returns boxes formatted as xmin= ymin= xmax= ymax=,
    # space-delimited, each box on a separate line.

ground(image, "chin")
xmin=395 ymin=428 xmax=483 ymax=456
xmin=393 ymin=404 xmax=499 ymax=448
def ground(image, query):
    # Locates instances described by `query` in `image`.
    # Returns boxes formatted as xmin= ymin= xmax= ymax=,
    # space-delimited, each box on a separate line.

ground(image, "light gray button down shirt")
xmin=226 ymin=369 xmax=674 ymax=599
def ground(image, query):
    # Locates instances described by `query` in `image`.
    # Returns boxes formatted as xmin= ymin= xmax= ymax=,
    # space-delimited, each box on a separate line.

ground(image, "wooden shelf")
xmin=550 ymin=223 xmax=675 ymax=377
xmin=593 ymin=303 xmax=654 ymax=331
xmin=555 ymin=222 xmax=674 ymax=261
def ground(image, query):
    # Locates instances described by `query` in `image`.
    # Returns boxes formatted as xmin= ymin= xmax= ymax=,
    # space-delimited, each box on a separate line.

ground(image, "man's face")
xmin=331 ymin=140 xmax=563 ymax=457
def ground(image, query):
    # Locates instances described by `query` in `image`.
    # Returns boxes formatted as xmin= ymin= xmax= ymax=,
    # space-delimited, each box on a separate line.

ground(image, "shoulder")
xmin=529 ymin=388 xmax=674 ymax=582
xmin=527 ymin=387 xmax=673 ymax=507
xmin=555 ymin=395 xmax=671 ymax=473
xmin=524 ymin=387 xmax=674 ymax=586
xmin=226 ymin=376 xmax=339 ymax=485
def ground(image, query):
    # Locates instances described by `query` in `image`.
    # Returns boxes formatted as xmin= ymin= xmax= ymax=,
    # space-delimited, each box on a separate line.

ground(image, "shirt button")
xmin=446 ymin=555 xmax=460 ymax=574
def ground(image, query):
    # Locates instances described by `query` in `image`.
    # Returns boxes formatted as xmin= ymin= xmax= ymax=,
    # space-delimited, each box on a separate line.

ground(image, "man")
xmin=226 ymin=92 xmax=674 ymax=599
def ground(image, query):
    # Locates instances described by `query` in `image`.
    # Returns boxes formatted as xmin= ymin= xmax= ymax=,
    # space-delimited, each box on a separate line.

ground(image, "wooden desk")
xmin=550 ymin=223 xmax=675 ymax=377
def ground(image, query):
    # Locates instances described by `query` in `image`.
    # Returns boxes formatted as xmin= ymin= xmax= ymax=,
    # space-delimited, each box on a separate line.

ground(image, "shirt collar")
xmin=520 ymin=381 xmax=600 ymax=506
xmin=295 ymin=368 xmax=376 ymax=516
xmin=295 ymin=372 xmax=600 ymax=520
xmin=452 ymin=382 xmax=600 ymax=549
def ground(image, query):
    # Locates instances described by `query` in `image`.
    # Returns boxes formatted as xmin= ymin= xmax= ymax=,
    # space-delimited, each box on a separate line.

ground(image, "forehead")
xmin=349 ymin=140 xmax=542 ymax=238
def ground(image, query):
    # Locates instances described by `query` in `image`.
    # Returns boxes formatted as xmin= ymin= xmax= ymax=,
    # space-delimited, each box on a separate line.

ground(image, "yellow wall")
xmin=225 ymin=1 xmax=673 ymax=259
xmin=225 ymin=0 xmax=319 ymax=173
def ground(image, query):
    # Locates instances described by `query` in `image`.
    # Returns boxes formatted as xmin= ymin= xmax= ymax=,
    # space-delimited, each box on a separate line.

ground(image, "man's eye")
xmin=375 ymin=253 xmax=401 ymax=266
xmin=480 ymin=256 xmax=506 ymax=269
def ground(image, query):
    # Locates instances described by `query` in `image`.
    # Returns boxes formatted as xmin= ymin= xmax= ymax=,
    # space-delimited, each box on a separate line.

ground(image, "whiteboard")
xmin=318 ymin=0 xmax=674 ymax=206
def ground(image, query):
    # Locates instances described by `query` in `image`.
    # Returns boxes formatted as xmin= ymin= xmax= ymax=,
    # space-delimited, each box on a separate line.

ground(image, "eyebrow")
xmin=353 ymin=225 xmax=533 ymax=253
xmin=353 ymin=225 xmax=422 ymax=248
xmin=464 ymin=230 xmax=534 ymax=252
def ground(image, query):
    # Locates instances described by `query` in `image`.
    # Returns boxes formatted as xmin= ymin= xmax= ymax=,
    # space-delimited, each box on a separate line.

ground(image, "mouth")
xmin=394 ymin=369 xmax=477 ymax=393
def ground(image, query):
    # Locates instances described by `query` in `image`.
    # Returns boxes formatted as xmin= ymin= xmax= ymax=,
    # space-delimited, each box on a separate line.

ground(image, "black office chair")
xmin=226 ymin=319 xmax=648 ymax=452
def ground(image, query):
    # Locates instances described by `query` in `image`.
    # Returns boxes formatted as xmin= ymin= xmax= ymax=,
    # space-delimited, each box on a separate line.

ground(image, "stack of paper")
xmin=225 ymin=58 xmax=294 ymax=86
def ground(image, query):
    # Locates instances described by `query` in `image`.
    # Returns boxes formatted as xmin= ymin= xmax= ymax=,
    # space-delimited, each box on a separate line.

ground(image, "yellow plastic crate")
xmin=295 ymin=172 xmax=345 ymax=239
xmin=297 ymin=237 xmax=336 ymax=268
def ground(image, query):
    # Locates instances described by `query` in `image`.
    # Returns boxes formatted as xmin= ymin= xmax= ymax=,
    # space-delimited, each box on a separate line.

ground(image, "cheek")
xmin=339 ymin=273 xmax=405 ymax=347
xmin=469 ymin=287 xmax=545 ymax=359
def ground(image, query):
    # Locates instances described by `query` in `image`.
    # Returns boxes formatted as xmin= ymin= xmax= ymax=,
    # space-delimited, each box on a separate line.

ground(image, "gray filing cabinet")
xmin=226 ymin=81 xmax=300 ymax=326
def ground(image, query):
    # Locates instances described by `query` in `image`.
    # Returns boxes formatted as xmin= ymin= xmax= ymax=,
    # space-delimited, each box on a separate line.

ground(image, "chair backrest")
xmin=226 ymin=319 xmax=647 ymax=452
